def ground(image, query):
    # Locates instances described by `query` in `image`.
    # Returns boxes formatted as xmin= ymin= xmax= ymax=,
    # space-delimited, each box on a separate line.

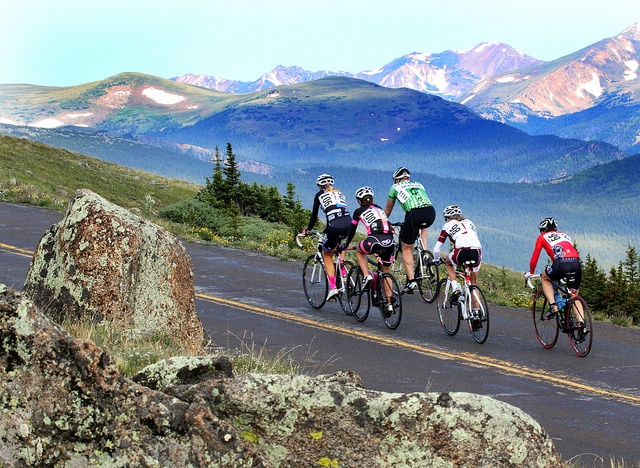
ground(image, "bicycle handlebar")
xmin=295 ymin=230 xmax=320 ymax=247
xmin=526 ymin=273 xmax=541 ymax=289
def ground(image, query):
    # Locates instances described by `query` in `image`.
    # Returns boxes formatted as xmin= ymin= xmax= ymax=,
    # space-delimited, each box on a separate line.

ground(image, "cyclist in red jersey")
xmin=524 ymin=217 xmax=582 ymax=314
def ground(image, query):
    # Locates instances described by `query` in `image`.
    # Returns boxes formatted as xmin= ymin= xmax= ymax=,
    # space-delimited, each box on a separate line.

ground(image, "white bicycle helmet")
xmin=443 ymin=205 xmax=462 ymax=218
xmin=539 ymin=217 xmax=557 ymax=232
xmin=316 ymin=173 xmax=334 ymax=187
xmin=392 ymin=167 xmax=411 ymax=181
xmin=355 ymin=186 xmax=374 ymax=200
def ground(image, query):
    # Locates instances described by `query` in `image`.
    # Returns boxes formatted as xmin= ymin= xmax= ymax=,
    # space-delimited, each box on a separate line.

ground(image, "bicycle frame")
xmin=436 ymin=261 xmax=490 ymax=343
xmin=297 ymin=230 xmax=354 ymax=313
xmin=391 ymin=222 xmax=439 ymax=302
xmin=527 ymin=274 xmax=593 ymax=357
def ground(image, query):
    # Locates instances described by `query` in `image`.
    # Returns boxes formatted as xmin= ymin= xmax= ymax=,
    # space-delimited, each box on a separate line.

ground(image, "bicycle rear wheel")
xmin=347 ymin=267 xmax=370 ymax=322
xmin=567 ymin=296 xmax=593 ymax=357
xmin=416 ymin=250 xmax=439 ymax=303
xmin=302 ymin=254 xmax=327 ymax=309
xmin=338 ymin=260 xmax=355 ymax=315
xmin=391 ymin=243 xmax=406 ymax=290
xmin=379 ymin=273 xmax=402 ymax=329
xmin=436 ymin=278 xmax=460 ymax=335
xmin=532 ymin=290 xmax=559 ymax=348
xmin=468 ymin=285 xmax=489 ymax=344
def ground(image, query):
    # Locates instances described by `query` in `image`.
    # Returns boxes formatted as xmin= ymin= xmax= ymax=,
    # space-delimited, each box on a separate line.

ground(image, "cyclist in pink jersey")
xmin=524 ymin=217 xmax=582 ymax=314
xmin=345 ymin=186 xmax=395 ymax=289
xmin=432 ymin=205 xmax=482 ymax=305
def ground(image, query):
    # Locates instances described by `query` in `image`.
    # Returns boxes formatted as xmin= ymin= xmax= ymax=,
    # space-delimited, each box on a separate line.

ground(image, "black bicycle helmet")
xmin=539 ymin=217 xmax=557 ymax=233
xmin=316 ymin=173 xmax=334 ymax=187
xmin=355 ymin=186 xmax=374 ymax=200
xmin=392 ymin=167 xmax=410 ymax=181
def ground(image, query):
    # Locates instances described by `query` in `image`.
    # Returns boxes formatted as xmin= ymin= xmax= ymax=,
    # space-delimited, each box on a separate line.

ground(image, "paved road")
xmin=1 ymin=202 xmax=639 ymax=466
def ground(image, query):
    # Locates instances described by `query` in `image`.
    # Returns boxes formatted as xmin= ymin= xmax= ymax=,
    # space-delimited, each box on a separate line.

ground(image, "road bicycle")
xmin=435 ymin=260 xmax=490 ymax=344
xmin=390 ymin=222 xmax=439 ymax=303
xmin=526 ymin=273 xmax=593 ymax=357
xmin=346 ymin=256 xmax=403 ymax=329
xmin=296 ymin=230 xmax=355 ymax=314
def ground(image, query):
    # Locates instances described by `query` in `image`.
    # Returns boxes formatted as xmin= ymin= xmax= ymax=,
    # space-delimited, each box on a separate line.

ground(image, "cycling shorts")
xmin=400 ymin=206 xmax=436 ymax=245
xmin=450 ymin=248 xmax=482 ymax=273
xmin=323 ymin=225 xmax=350 ymax=251
xmin=359 ymin=233 xmax=395 ymax=266
xmin=545 ymin=257 xmax=582 ymax=288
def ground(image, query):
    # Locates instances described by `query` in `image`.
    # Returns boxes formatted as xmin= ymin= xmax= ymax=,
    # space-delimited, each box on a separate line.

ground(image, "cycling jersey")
xmin=307 ymin=188 xmax=351 ymax=231
xmin=433 ymin=219 xmax=482 ymax=256
xmin=349 ymin=204 xmax=393 ymax=236
xmin=529 ymin=230 xmax=580 ymax=274
xmin=387 ymin=180 xmax=431 ymax=212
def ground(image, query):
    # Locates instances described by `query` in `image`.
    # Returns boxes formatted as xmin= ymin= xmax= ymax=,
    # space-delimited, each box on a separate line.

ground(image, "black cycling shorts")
xmin=545 ymin=257 xmax=582 ymax=288
xmin=359 ymin=233 xmax=395 ymax=266
xmin=323 ymin=225 xmax=350 ymax=250
xmin=400 ymin=206 xmax=436 ymax=245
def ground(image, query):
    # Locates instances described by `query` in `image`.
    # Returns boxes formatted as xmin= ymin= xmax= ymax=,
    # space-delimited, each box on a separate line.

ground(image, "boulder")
xmin=23 ymin=189 xmax=204 ymax=352
xmin=0 ymin=283 xmax=561 ymax=466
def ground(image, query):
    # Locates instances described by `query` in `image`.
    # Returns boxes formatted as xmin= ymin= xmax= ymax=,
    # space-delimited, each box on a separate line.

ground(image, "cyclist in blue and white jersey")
xmin=302 ymin=174 xmax=352 ymax=300
xmin=384 ymin=167 xmax=436 ymax=294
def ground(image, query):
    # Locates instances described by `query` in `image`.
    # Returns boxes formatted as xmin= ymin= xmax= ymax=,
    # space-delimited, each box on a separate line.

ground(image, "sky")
xmin=1 ymin=0 xmax=640 ymax=87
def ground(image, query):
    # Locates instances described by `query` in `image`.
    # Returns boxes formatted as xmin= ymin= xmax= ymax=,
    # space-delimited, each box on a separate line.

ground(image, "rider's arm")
xmin=345 ymin=218 xmax=358 ymax=246
xmin=306 ymin=192 xmax=321 ymax=231
xmin=384 ymin=198 xmax=395 ymax=217
xmin=528 ymin=235 xmax=545 ymax=274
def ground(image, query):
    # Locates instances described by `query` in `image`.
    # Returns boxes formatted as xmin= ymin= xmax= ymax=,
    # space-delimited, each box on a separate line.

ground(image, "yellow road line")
xmin=0 ymin=243 xmax=34 ymax=257
xmin=197 ymin=292 xmax=640 ymax=407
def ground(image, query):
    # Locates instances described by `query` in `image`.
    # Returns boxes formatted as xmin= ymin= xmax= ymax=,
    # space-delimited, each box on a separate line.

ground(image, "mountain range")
xmin=173 ymin=23 xmax=640 ymax=153
xmin=1 ymin=23 xmax=640 ymax=270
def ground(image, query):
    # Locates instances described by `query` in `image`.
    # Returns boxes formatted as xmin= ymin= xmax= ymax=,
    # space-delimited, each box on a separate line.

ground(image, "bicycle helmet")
xmin=443 ymin=205 xmax=462 ymax=219
xmin=392 ymin=167 xmax=411 ymax=181
xmin=316 ymin=173 xmax=334 ymax=187
xmin=355 ymin=186 xmax=374 ymax=200
xmin=539 ymin=217 xmax=557 ymax=233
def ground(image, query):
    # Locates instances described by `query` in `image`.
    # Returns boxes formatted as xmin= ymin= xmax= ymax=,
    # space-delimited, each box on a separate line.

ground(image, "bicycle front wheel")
xmin=347 ymin=267 xmax=370 ymax=321
xmin=338 ymin=260 xmax=355 ymax=315
xmin=532 ymin=290 xmax=559 ymax=349
xmin=302 ymin=254 xmax=327 ymax=309
xmin=468 ymin=285 xmax=489 ymax=344
xmin=379 ymin=273 xmax=402 ymax=329
xmin=391 ymin=244 xmax=406 ymax=290
xmin=436 ymin=278 xmax=460 ymax=335
xmin=416 ymin=250 xmax=439 ymax=303
xmin=567 ymin=296 xmax=593 ymax=357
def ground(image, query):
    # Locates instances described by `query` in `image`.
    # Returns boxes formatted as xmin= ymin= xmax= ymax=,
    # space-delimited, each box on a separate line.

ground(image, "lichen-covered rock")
xmin=184 ymin=373 xmax=561 ymax=467
xmin=23 ymin=189 xmax=205 ymax=353
xmin=0 ymin=285 xmax=264 ymax=467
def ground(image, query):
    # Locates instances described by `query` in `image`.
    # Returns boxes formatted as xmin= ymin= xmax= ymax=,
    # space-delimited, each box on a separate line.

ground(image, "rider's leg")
xmin=401 ymin=241 xmax=415 ymax=281
xmin=419 ymin=227 xmax=428 ymax=252
xmin=355 ymin=245 xmax=369 ymax=278
xmin=541 ymin=270 xmax=555 ymax=307
xmin=323 ymin=248 xmax=337 ymax=289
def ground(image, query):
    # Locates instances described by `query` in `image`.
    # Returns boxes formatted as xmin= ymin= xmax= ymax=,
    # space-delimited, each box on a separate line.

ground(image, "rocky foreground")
xmin=0 ymin=190 xmax=561 ymax=466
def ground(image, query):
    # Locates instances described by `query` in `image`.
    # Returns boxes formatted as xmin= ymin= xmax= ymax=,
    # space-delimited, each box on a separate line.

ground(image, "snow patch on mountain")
xmin=142 ymin=87 xmax=185 ymax=105
xmin=624 ymin=59 xmax=639 ymax=80
xmin=575 ymin=72 xmax=603 ymax=99
xmin=32 ymin=118 xmax=65 ymax=128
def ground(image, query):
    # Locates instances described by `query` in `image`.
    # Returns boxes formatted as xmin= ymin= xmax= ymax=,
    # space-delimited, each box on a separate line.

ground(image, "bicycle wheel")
xmin=347 ymin=266 xmax=369 ymax=322
xmin=348 ymin=267 xmax=370 ymax=322
xmin=338 ymin=260 xmax=355 ymax=315
xmin=391 ymin=244 xmax=406 ymax=290
xmin=379 ymin=273 xmax=402 ymax=329
xmin=302 ymin=254 xmax=327 ymax=309
xmin=468 ymin=285 xmax=490 ymax=344
xmin=532 ymin=290 xmax=559 ymax=349
xmin=416 ymin=250 xmax=439 ymax=303
xmin=436 ymin=278 xmax=460 ymax=335
xmin=567 ymin=296 xmax=593 ymax=357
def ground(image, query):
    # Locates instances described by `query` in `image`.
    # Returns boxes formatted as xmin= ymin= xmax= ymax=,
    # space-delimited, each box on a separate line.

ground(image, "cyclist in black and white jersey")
xmin=301 ymin=174 xmax=352 ymax=300
xmin=384 ymin=167 xmax=436 ymax=294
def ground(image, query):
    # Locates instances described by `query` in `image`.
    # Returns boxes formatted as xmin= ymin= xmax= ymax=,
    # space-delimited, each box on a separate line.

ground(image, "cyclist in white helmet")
xmin=302 ymin=174 xmax=352 ymax=301
xmin=433 ymin=205 xmax=483 ymax=306
xmin=345 ymin=186 xmax=395 ymax=284
xmin=384 ymin=167 xmax=436 ymax=294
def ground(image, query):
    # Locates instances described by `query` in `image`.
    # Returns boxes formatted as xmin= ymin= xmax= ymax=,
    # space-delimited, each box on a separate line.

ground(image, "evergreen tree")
xmin=197 ymin=146 xmax=223 ymax=208
xmin=222 ymin=142 xmax=241 ymax=200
